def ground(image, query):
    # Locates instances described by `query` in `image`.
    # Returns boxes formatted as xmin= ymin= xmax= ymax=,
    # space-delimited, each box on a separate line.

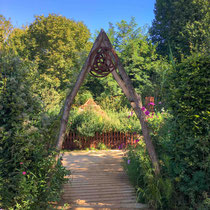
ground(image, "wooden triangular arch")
xmin=56 ymin=30 xmax=160 ymax=175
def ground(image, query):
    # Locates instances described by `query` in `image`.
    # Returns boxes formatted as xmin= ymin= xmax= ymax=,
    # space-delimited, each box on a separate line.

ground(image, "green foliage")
xmin=97 ymin=95 xmax=130 ymax=112
xmin=147 ymin=112 xmax=169 ymax=136
xmin=108 ymin=18 xmax=170 ymax=99
xmin=161 ymin=53 xmax=210 ymax=208
xmin=67 ymin=107 xmax=141 ymax=137
xmin=124 ymin=74 xmax=209 ymax=209
xmin=26 ymin=14 xmax=91 ymax=91
xmin=123 ymin=143 xmax=174 ymax=209
xmin=5 ymin=14 xmax=91 ymax=113
xmin=74 ymin=90 xmax=93 ymax=106
xmin=97 ymin=143 xmax=108 ymax=150
xmin=150 ymin=0 xmax=210 ymax=60
xmin=165 ymin=53 xmax=210 ymax=135
xmin=0 ymin=15 xmax=13 ymax=49
xmin=0 ymin=53 xmax=69 ymax=209
xmin=132 ymin=53 xmax=210 ymax=208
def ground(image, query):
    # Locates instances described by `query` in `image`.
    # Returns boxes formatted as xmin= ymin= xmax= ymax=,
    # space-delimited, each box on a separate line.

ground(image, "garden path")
xmin=57 ymin=150 xmax=149 ymax=209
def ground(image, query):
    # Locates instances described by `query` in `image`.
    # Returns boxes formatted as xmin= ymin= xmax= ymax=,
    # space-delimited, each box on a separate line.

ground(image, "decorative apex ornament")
xmin=89 ymin=46 xmax=118 ymax=77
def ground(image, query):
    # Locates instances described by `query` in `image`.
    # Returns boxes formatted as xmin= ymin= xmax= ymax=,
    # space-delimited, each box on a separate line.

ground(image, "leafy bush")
xmin=124 ymin=53 xmax=210 ymax=209
xmin=67 ymin=107 xmax=142 ymax=137
xmin=0 ymin=54 xmax=69 ymax=209
xmin=123 ymin=142 xmax=174 ymax=209
xmin=74 ymin=90 xmax=93 ymax=107
xmin=97 ymin=142 xmax=108 ymax=150
xmin=124 ymin=54 xmax=210 ymax=208
xmin=97 ymin=95 xmax=130 ymax=112
xmin=162 ymin=53 xmax=210 ymax=208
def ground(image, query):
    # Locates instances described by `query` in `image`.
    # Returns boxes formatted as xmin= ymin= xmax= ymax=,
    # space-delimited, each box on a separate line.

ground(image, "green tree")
xmin=7 ymin=27 xmax=29 ymax=57
xmin=7 ymin=14 xmax=91 ymax=112
xmin=150 ymin=0 xmax=210 ymax=60
xmin=162 ymin=52 xmax=210 ymax=208
xmin=0 ymin=15 xmax=13 ymax=50
xmin=26 ymin=14 xmax=91 ymax=91
xmin=0 ymin=51 xmax=69 ymax=209
xmin=108 ymin=18 xmax=169 ymax=100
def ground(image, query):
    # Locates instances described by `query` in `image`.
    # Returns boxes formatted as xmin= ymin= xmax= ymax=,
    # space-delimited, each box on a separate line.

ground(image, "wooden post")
xmin=101 ymin=31 xmax=160 ymax=175
xmin=55 ymin=30 xmax=104 ymax=151
xmin=112 ymin=68 xmax=160 ymax=174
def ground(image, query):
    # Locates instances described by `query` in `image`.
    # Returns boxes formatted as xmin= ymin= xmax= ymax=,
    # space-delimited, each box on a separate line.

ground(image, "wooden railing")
xmin=62 ymin=131 xmax=139 ymax=150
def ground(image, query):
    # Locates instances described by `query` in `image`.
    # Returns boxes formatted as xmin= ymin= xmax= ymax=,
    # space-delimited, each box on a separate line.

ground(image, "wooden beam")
xmin=102 ymin=31 xmax=160 ymax=175
xmin=55 ymin=30 xmax=104 ymax=151
xmin=117 ymin=63 xmax=160 ymax=175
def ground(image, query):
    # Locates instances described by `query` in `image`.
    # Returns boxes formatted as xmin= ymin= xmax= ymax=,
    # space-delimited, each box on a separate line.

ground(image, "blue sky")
xmin=0 ymin=0 xmax=156 ymax=34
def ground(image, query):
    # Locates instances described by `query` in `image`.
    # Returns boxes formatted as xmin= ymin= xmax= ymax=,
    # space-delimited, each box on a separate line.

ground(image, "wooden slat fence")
xmin=62 ymin=131 xmax=139 ymax=150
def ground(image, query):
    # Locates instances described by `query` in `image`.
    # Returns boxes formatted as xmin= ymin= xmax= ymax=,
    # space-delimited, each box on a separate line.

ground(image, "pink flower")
xmin=158 ymin=101 xmax=162 ymax=104
xmin=141 ymin=107 xmax=146 ymax=111
xmin=131 ymin=111 xmax=133 ymax=116
xmin=149 ymin=102 xmax=155 ymax=106
xmin=20 ymin=162 xmax=23 ymax=165
xmin=128 ymin=116 xmax=130 ymax=119
xmin=145 ymin=110 xmax=150 ymax=115
xmin=127 ymin=160 xmax=131 ymax=164
xmin=136 ymin=139 xmax=139 ymax=143
xmin=22 ymin=171 xmax=26 ymax=175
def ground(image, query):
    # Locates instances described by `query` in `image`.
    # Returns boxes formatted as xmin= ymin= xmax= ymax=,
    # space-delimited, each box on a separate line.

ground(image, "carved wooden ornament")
xmin=89 ymin=47 xmax=117 ymax=77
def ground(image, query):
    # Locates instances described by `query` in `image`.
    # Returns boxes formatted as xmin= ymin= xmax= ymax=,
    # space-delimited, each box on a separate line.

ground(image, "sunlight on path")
xmin=56 ymin=150 xmax=149 ymax=210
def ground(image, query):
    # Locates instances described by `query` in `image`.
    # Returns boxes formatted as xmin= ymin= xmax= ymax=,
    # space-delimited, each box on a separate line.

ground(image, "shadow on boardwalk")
xmin=55 ymin=150 xmax=149 ymax=210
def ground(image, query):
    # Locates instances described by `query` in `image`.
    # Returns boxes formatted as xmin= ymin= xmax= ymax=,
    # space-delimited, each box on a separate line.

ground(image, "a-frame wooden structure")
xmin=56 ymin=30 xmax=160 ymax=175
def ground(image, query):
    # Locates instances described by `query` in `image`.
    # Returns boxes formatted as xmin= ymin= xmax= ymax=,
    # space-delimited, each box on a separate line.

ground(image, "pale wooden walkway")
xmin=58 ymin=150 xmax=148 ymax=209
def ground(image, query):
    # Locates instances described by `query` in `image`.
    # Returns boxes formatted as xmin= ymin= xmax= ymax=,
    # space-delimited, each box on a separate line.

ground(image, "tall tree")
xmin=0 ymin=15 xmax=13 ymax=50
xmin=7 ymin=14 xmax=91 ymax=111
xmin=108 ymin=18 xmax=169 ymax=100
xmin=26 ymin=14 xmax=91 ymax=92
xmin=150 ymin=0 xmax=210 ymax=60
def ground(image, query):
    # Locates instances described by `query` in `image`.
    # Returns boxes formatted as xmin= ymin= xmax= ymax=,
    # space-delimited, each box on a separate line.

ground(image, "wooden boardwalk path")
xmin=57 ymin=150 xmax=149 ymax=209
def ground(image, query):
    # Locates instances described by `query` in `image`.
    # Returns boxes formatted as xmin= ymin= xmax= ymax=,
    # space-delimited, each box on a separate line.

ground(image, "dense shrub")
xmin=0 ymin=54 xmax=69 ymax=209
xmin=123 ymin=112 xmax=174 ymax=209
xmin=67 ymin=107 xmax=142 ymax=136
xmin=124 ymin=53 xmax=210 ymax=209
xmin=162 ymin=53 xmax=210 ymax=208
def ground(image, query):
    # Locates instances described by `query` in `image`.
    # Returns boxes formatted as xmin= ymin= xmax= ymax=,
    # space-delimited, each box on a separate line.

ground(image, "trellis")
xmin=56 ymin=30 xmax=160 ymax=175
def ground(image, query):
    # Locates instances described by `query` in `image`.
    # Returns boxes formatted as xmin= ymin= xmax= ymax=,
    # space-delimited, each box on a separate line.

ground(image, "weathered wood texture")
xmin=57 ymin=150 xmax=149 ymax=209
xmin=101 ymin=31 xmax=160 ymax=174
xmin=56 ymin=31 xmax=104 ymax=151
xmin=63 ymin=131 xmax=140 ymax=150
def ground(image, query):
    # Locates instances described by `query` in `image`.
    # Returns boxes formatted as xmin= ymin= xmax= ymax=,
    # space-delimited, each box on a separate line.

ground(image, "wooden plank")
xmin=57 ymin=150 xmax=148 ymax=209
